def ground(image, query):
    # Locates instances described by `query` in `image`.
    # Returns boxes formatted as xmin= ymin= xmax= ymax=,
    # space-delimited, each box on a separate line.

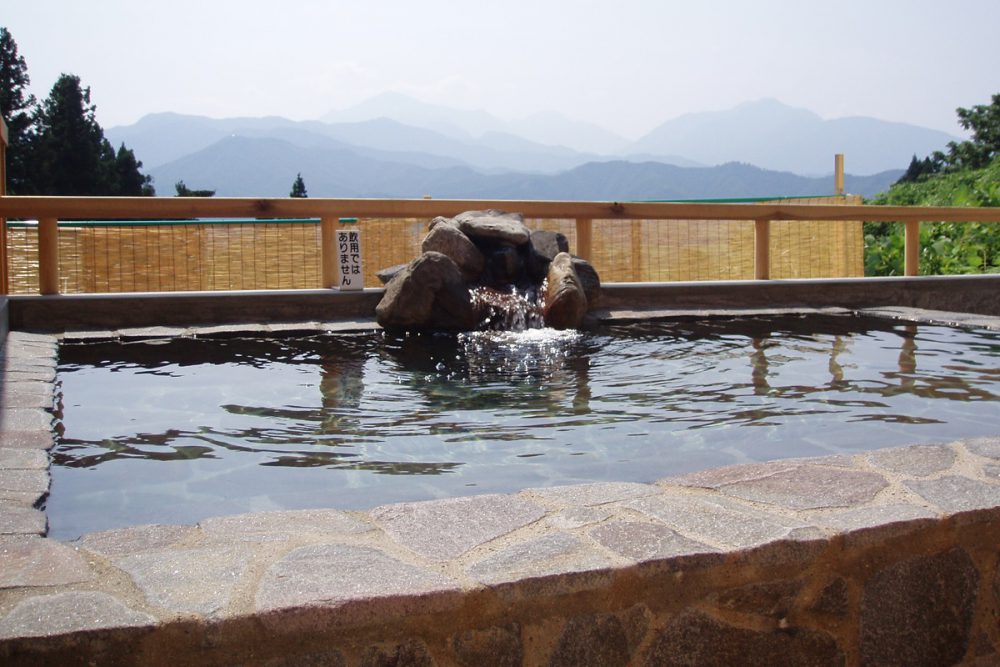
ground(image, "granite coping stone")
xmin=0 ymin=470 xmax=49 ymax=507
xmin=675 ymin=463 xmax=890 ymax=510
xmin=0 ymin=536 xmax=92 ymax=588
xmin=74 ymin=524 xmax=201 ymax=557
xmin=0 ymin=430 xmax=53 ymax=451
xmin=521 ymin=482 xmax=661 ymax=508
xmin=904 ymin=476 xmax=1000 ymax=514
xmin=964 ymin=437 xmax=1000 ymax=460
xmin=464 ymin=533 xmax=616 ymax=589
xmin=255 ymin=543 xmax=461 ymax=614
xmin=867 ymin=444 xmax=958 ymax=477
xmin=111 ymin=545 xmax=256 ymax=617
xmin=0 ymin=591 xmax=156 ymax=639
xmin=627 ymin=492 xmax=827 ymax=550
xmin=0 ymin=449 xmax=47 ymax=470
xmin=370 ymin=494 xmax=547 ymax=561
xmin=0 ymin=445 xmax=997 ymax=651
xmin=0 ymin=387 xmax=51 ymax=410
xmin=0 ymin=504 xmax=46 ymax=536
xmin=0 ymin=408 xmax=52 ymax=433
xmin=199 ymin=508 xmax=374 ymax=540
xmin=588 ymin=521 xmax=720 ymax=563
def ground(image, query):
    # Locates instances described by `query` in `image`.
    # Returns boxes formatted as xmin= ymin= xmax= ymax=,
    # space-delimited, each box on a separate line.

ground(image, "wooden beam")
xmin=904 ymin=220 xmax=921 ymax=276
xmin=834 ymin=154 xmax=845 ymax=195
xmin=38 ymin=218 xmax=60 ymax=295
xmin=320 ymin=216 xmax=337 ymax=288
xmin=0 ymin=134 xmax=7 ymax=294
xmin=0 ymin=196 xmax=998 ymax=224
xmin=754 ymin=219 xmax=771 ymax=280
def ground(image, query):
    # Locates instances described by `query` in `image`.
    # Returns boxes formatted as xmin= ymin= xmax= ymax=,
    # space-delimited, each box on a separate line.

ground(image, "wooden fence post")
xmin=834 ymin=154 xmax=845 ymax=196
xmin=320 ymin=216 xmax=337 ymax=288
xmin=904 ymin=220 xmax=920 ymax=276
xmin=38 ymin=217 xmax=60 ymax=294
xmin=575 ymin=218 xmax=593 ymax=262
xmin=754 ymin=218 xmax=771 ymax=280
xmin=0 ymin=115 xmax=8 ymax=294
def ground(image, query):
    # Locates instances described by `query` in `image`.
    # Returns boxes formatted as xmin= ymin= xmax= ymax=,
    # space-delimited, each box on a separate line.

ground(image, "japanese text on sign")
xmin=335 ymin=228 xmax=363 ymax=290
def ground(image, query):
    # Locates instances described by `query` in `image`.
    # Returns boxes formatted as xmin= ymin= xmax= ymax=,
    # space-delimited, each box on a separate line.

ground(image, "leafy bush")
xmin=864 ymin=156 xmax=1000 ymax=276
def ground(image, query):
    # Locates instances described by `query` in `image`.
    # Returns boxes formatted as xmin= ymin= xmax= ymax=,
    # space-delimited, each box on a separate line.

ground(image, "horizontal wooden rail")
xmin=1 ymin=196 xmax=1000 ymax=224
xmin=4 ymin=193 xmax=1000 ymax=296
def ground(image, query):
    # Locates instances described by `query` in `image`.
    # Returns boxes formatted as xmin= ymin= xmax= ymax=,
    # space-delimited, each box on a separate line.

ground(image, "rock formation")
xmin=375 ymin=210 xmax=600 ymax=331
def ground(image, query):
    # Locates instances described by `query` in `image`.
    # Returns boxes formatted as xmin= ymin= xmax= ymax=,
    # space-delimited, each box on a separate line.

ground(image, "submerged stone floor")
xmin=1 ymin=310 xmax=1000 ymax=665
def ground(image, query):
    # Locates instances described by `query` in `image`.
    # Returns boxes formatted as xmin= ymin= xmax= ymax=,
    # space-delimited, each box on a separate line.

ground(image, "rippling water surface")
xmin=49 ymin=315 xmax=1000 ymax=538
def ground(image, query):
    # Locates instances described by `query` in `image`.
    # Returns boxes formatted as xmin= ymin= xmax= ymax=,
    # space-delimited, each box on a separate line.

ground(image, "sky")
xmin=4 ymin=0 xmax=999 ymax=140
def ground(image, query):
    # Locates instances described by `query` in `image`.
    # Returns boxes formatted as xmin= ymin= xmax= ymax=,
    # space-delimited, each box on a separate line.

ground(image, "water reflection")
xmin=54 ymin=316 xmax=1000 ymax=478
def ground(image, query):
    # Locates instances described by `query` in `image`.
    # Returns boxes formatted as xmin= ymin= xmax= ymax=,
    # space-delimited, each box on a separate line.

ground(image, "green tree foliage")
xmin=28 ymin=73 xmax=155 ymax=195
xmin=0 ymin=27 xmax=37 ymax=193
xmin=174 ymin=180 xmax=215 ymax=197
xmin=895 ymin=154 xmax=937 ymax=185
xmin=114 ymin=144 xmax=155 ymax=196
xmin=933 ymin=93 xmax=1000 ymax=172
xmin=290 ymin=172 xmax=308 ymax=198
xmin=866 ymin=92 xmax=1000 ymax=276
xmin=865 ymin=156 xmax=1000 ymax=276
xmin=30 ymin=74 xmax=111 ymax=194
xmin=1 ymin=26 xmax=154 ymax=196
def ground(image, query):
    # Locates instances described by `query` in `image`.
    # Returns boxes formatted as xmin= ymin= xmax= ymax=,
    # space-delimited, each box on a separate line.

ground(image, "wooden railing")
xmin=0 ymin=116 xmax=9 ymax=295
xmin=1 ymin=195 xmax=999 ymax=296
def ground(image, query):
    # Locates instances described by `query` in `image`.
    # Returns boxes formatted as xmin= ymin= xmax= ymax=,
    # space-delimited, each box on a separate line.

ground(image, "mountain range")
xmin=106 ymin=96 xmax=955 ymax=200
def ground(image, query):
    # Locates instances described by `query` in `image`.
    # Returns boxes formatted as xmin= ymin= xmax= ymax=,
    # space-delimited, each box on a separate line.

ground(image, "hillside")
xmin=148 ymin=135 xmax=901 ymax=200
xmin=629 ymin=99 xmax=957 ymax=175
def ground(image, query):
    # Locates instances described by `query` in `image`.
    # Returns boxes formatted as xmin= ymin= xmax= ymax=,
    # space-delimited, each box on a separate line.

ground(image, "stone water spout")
xmin=375 ymin=210 xmax=600 ymax=331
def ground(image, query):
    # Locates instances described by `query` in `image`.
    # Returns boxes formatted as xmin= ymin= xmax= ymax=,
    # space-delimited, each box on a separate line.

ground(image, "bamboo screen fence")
xmin=4 ymin=195 xmax=863 ymax=294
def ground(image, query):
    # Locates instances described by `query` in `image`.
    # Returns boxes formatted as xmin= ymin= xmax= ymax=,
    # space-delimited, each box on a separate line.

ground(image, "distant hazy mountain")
xmin=147 ymin=135 xmax=900 ymax=200
xmin=630 ymin=98 xmax=957 ymax=175
xmin=322 ymin=91 xmax=633 ymax=155
xmin=106 ymin=112 xmax=660 ymax=175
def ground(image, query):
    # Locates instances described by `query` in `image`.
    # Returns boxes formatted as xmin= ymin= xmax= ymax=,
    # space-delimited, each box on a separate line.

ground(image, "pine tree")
xmin=0 ymin=27 xmax=37 ymax=193
xmin=30 ymin=74 xmax=154 ymax=195
xmin=896 ymin=154 xmax=937 ymax=185
xmin=114 ymin=144 xmax=154 ymax=196
xmin=290 ymin=173 xmax=308 ymax=198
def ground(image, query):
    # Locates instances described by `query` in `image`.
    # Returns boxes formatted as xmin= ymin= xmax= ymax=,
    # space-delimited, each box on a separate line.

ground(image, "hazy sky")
xmin=4 ymin=0 xmax=998 ymax=139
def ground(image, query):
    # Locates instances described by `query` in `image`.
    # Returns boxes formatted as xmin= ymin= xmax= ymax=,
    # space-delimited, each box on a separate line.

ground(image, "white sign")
xmin=335 ymin=228 xmax=364 ymax=291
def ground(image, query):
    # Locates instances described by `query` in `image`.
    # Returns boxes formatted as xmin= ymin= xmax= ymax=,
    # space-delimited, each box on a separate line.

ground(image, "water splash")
xmin=470 ymin=283 xmax=547 ymax=332
xmin=458 ymin=326 xmax=582 ymax=383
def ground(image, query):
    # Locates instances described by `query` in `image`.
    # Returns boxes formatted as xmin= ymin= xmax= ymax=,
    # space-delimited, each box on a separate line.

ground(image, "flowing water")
xmin=48 ymin=315 xmax=1000 ymax=538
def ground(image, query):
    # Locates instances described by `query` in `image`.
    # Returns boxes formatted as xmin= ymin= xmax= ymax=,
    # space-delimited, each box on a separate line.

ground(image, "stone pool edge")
xmin=1 ymin=310 xmax=1000 ymax=665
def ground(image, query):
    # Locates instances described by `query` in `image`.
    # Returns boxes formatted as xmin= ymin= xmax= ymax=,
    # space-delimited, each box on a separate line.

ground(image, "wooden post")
xmin=754 ymin=218 xmax=771 ymax=280
xmin=904 ymin=220 xmax=920 ymax=276
xmin=320 ymin=216 xmax=337 ymax=288
xmin=38 ymin=217 xmax=60 ymax=294
xmin=0 ymin=115 xmax=8 ymax=294
xmin=575 ymin=218 xmax=593 ymax=262
xmin=834 ymin=154 xmax=845 ymax=196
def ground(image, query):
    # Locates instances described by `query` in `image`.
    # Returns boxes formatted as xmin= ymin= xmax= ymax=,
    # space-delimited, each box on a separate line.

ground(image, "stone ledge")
xmin=2 ymin=326 xmax=1000 ymax=664
xmin=0 ymin=439 xmax=997 ymax=665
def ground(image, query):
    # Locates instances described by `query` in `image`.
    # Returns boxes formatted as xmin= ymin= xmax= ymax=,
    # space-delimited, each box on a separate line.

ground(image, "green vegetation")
xmin=290 ymin=173 xmax=308 ymax=198
xmin=0 ymin=26 xmax=152 ymax=195
xmin=866 ymin=93 xmax=1000 ymax=276
xmin=174 ymin=180 xmax=215 ymax=197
